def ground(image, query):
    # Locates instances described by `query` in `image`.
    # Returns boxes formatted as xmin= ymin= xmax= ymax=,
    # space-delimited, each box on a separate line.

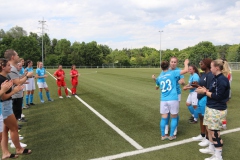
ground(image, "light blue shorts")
xmin=197 ymin=96 xmax=207 ymax=116
xmin=1 ymin=100 xmax=13 ymax=119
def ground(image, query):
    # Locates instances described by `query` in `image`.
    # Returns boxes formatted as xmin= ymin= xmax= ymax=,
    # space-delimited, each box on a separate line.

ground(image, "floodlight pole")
xmin=159 ymin=30 xmax=163 ymax=66
xmin=39 ymin=18 xmax=46 ymax=64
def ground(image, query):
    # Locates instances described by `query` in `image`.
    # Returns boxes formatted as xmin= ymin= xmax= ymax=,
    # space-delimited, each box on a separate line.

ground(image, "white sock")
xmin=209 ymin=142 xmax=215 ymax=151
xmin=215 ymin=148 xmax=222 ymax=158
xmin=165 ymin=125 xmax=169 ymax=134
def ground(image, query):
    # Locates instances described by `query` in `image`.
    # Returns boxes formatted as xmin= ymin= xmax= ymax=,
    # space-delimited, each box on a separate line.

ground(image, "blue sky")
xmin=1 ymin=0 xmax=240 ymax=50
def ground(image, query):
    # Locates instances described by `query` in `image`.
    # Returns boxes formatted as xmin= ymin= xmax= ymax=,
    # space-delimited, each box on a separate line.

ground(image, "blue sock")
xmin=188 ymin=105 xmax=194 ymax=114
xmin=194 ymin=107 xmax=199 ymax=120
xmin=30 ymin=94 xmax=33 ymax=103
xmin=166 ymin=113 xmax=170 ymax=124
xmin=176 ymin=115 xmax=179 ymax=126
xmin=170 ymin=117 xmax=178 ymax=137
xmin=46 ymin=91 xmax=51 ymax=100
xmin=26 ymin=95 xmax=29 ymax=105
xmin=160 ymin=118 xmax=168 ymax=136
xmin=39 ymin=92 xmax=43 ymax=100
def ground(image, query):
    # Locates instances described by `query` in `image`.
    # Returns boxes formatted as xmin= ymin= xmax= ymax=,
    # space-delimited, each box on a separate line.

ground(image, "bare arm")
xmin=180 ymin=59 xmax=189 ymax=75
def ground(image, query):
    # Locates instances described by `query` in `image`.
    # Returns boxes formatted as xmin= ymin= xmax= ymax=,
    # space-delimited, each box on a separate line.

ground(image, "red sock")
xmin=65 ymin=89 xmax=68 ymax=96
xmin=74 ymin=88 xmax=77 ymax=94
xmin=58 ymin=89 xmax=61 ymax=96
xmin=71 ymin=88 xmax=74 ymax=94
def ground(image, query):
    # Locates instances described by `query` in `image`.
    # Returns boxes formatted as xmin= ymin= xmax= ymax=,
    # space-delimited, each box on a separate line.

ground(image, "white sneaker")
xmin=192 ymin=134 xmax=204 ymax=141
xmin=165 ymin=125 xmax=169 ymax=135
xmin=59 ymin=96 xmax=63 ymax=99
xmin=66 ymin=95 xmax=71 ymax=98
xmin=21 ymin=114 xmax=25 ymax=118
xmin=8 ymin=136 xmax=24 ymax=143
xmin=205 ymin=155 xmax=223 ymax=160
xmin=174 ymin=127 xmax=178 ymax=136
xmin=199 ymin=147 xmax=214 ymax=154
xmin=199 ymin=138 xmax=209 ymax=147
xmin=10 ymin=142 xmax=27 ymax=148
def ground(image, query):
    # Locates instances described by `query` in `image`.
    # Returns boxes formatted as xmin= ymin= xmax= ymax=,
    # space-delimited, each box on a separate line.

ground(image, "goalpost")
xmin=102 ymin=63 xmax=115 ymax=68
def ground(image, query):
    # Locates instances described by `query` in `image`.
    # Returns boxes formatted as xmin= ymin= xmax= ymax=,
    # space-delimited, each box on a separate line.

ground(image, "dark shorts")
xmin=12 ymin=98 xmax=23 ymax=120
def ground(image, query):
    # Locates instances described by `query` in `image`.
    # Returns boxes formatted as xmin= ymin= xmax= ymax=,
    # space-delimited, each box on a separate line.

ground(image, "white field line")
xmin=90 ymin=127 xmax=240 ymax=160
xmin=47 ymin=71 xmax=143 ymax=150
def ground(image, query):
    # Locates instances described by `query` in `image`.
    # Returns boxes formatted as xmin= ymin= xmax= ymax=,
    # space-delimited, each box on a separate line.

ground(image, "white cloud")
xmin=0 ymin=0 xmax=240 ymax=50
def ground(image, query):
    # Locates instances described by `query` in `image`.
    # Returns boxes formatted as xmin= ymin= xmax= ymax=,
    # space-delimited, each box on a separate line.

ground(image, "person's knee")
xmin=212 ymin=130 xmax=223 ymax=147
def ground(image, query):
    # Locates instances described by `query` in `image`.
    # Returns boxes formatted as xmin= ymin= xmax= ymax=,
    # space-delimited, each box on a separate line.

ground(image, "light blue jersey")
xmin=170 ymin=67 xmax=184 ymax=95
xmin=0 ymin=102 xmax=2 ymax=115
xmin=36 ymin=68 xmax=46 ymax=83
xmin=156 ymin=70 xmax=181 ymax=101
xmin=189 ymin=73 xmax=200 ymax=92
xmin=26 ymin=67 xmax=33 ymax=73
xmin=19 ymin=67 xmax=24 ymax=76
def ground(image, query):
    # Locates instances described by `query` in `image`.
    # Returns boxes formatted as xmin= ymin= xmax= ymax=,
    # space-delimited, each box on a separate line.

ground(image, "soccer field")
xmin=13 ymin=68 xmax=240 ymax=160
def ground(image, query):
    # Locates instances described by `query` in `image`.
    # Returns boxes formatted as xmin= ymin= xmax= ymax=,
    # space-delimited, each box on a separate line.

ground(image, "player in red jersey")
xmin=53 ymin=65 xmax=70 ymax=98
xmin=70 ymin=65 xmax=80 ymax=95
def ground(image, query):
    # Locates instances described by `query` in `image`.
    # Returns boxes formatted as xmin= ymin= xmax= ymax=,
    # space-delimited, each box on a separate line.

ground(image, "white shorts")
xmin=160 ymin=100 xmax=179 ymax=115
xmin=178 ymin=94 xmax=181 ymax=102
xmin=0 ymin=114 xmax=3 ymax=132
xmin=25 ymin=78 xmax=36 ymax=91
xmin=37 ymin=82 xmax=48 ymax=89
xmin=186 ymin=92 xmax=198 ymax=106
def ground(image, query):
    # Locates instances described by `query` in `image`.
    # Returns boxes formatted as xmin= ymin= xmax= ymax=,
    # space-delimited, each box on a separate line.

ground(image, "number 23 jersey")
xmin=156 ymin=70 xmax=181 ymax=101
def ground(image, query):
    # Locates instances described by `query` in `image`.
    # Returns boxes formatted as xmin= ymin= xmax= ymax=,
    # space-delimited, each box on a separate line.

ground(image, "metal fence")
xmin=42 ymin=62 xmax=240 ymax=70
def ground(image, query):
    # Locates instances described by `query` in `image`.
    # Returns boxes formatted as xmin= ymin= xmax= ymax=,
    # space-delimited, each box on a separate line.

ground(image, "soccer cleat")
xmin=199 ymin=147 xmax=214 ymax=154
xmin=189 ymin=116 xmax=194 ymax=120
xmin=199 ymin=138 xmax=210 ymax=147
xmin=23 ymin=104 xmax=30 ymax=109
xmin=30 ymin=103 xmax=35 ymax=105
xmin=168 ymin=135 xmax=176 ymax=141
xmin=41 ymin=100 xmax=45 ymax=103
xmin=204 ymin=155 xmax=223 ymax=160
xmin=59 ymin=96 xmax=63 ymax=99
xmin=10 ymin=142 xmax=27 ymax=148
xmin=192 ymin=134 xmax=204 ymax=141
xmin=189 ymin=119 xmax=197 ymax=124
xmin=21 ymin=114 xmax=25 ymax=118
xmin=165 ymin=125 xmax=169 ymax=135
xmin=161 ymin=135 xmax=168 ymax=141
xmin=66 ymin=95 xmax=71 ymax=98
xmin=174 ymin=127 xmax=178 ymax=136
xmin=8 ymin=137 xmax=24 ymax=143
xmin=48 ymin=99 xmax=54 ymax=102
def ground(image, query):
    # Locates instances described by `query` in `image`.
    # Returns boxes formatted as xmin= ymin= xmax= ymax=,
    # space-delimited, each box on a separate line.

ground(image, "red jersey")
xmin=70 ymin=69 xmax=78 ymax=81
xmin=54 ymin=69 xmax=65 ymax=81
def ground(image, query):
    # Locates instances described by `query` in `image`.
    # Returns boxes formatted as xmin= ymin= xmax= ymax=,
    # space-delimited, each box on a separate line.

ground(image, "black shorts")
xmin=12 ymin=98 xmax=23 ymax=120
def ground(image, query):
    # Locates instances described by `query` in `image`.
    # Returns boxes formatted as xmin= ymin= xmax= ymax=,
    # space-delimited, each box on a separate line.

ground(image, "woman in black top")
xmin=0 ymin=59 xmax=32 ymax=159
xmin=196 ymin=59 xmax=230 ymax=160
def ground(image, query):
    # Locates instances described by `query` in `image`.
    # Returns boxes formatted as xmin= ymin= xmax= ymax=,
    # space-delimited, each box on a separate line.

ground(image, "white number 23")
xmin=160 ymin=79 xmax=172 ymax=92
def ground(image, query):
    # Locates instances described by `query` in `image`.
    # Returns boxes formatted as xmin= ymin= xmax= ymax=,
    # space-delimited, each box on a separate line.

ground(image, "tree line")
xmin=0 ymin=26 xmax=240 ymax=67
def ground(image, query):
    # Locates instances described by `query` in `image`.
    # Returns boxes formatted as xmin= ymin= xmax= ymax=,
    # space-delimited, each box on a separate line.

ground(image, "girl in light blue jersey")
xmin=183 ymin=65 xmax=200 ymax=124
xmin=153 ymin=59 xmax=189 ymax=141
xmin=24 ymin=60 xmax=35 ymax=106
xmin=35 ymin=62 xmax=53 ymax=103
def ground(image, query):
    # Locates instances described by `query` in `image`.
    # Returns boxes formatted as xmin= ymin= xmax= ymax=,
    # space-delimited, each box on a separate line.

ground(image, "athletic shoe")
xmin=168 ymin=135 xmax=176 ymax=141
xmin=59 ymin=96 xmax=63 ymax=99
xmin=174 ymin=127 xmax=178 ymax=136
xmin=30 ymin=103 xmax=35 ymax=105
xmin=48 ymin=99 xmax=54 ymax=102
xmin=199 ymin=147 xmax=214 ymax=154
xmin=189 ymin=116 xmax=194 ymax=120
xmin=41 ymin=100 xmax=45 ymax=103
xmin=66 ymin=95 xmax=71 ymax=98
xmin=192 ymin=134 xmax=204 ymax=141
xmin=18 ymin=118 xmax=27 ymax=122
xmin=23 ymin=104 xmax=30 ymax=109
xmin=189 ymin=119 xmax=197 ymax=124
xmin=8 ymin=137 xmax=24 ymax=143
xmin=205 ymin=155 xmax=223 ymax=160
xmin=21 ymin=114 xmax=25 ymax=118
xmin=10 ymin=142 xmax=27 ymax=148
xmin=165 ymin=125 xmax=169 ymax=135
xmin=161 ymin=136 xmax=168 ymax=141
xmin=199 ymin=138 xmax=210 ymax=147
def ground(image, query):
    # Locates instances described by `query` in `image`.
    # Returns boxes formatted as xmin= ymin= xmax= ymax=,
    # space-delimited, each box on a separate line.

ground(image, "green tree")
xmin=5 ymin=26 xmax=27 ymax=39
